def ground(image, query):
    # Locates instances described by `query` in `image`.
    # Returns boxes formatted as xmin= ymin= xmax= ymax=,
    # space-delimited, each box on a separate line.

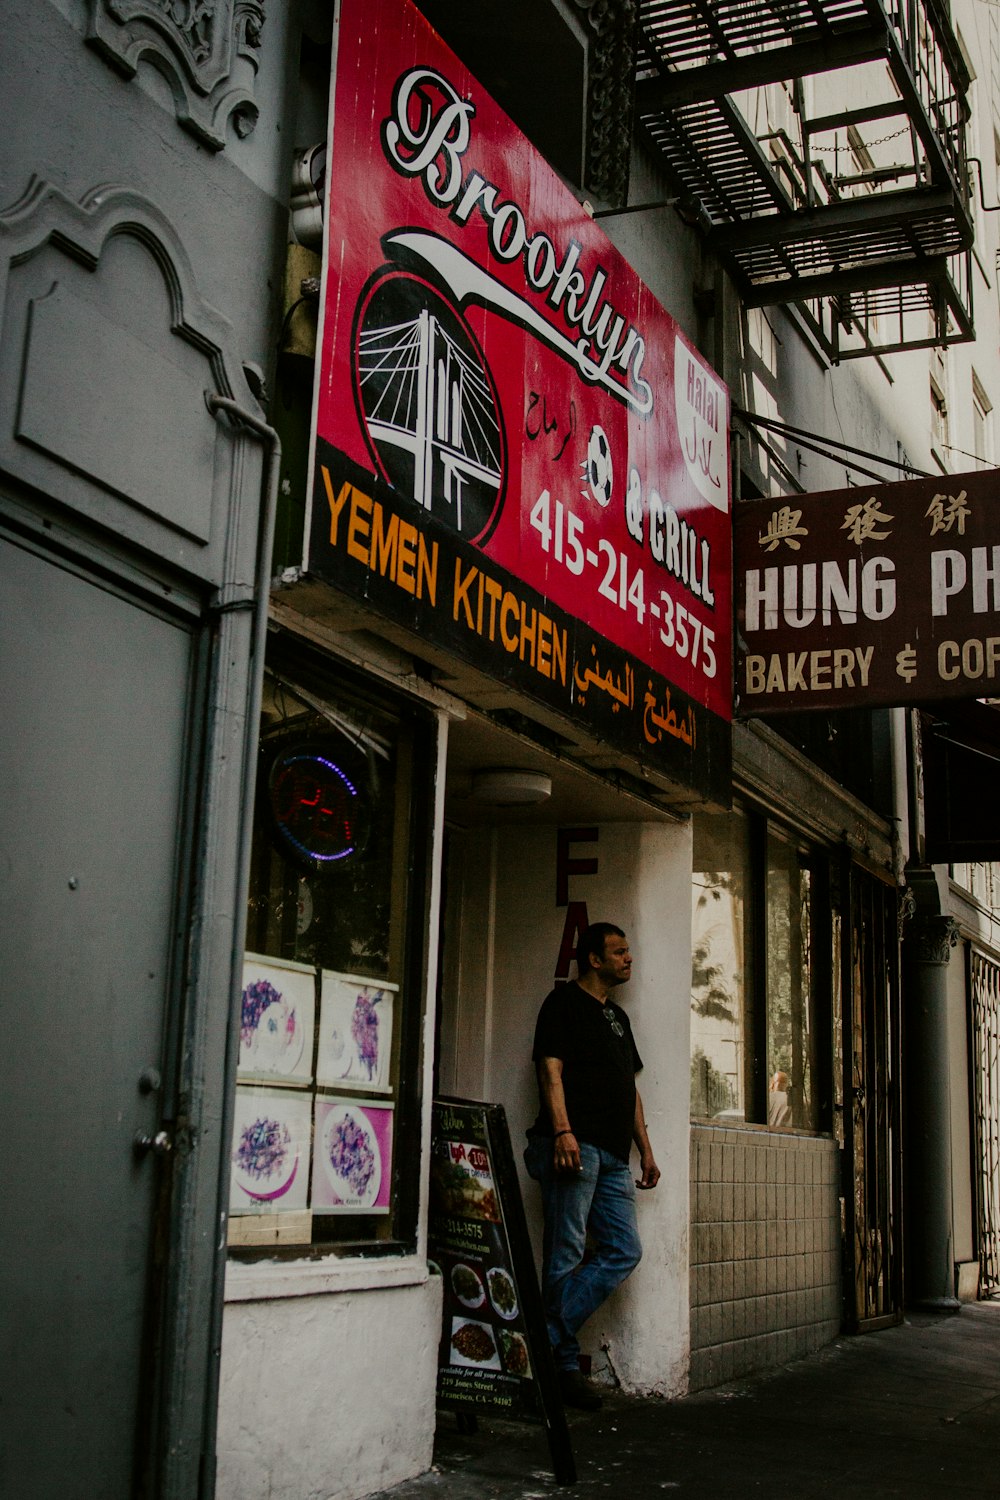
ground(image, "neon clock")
xmin=267 ymin=745 xmax=372 ymax=872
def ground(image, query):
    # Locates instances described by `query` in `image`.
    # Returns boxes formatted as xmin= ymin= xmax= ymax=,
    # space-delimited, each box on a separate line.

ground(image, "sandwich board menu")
xmin=430 ymin=1098 xmax=575 ymax=1485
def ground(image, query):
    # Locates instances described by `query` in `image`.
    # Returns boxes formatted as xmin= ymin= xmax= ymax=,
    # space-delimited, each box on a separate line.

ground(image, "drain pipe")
xmin=199 ymin=391 xmax=282 ymax=1496
xmin=895 ymin=707 xmax=960 ymax=1309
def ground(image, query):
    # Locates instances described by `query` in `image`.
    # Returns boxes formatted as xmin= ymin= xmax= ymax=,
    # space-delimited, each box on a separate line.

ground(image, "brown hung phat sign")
xmin=735 ymin=469 xmax=1000 ymax=715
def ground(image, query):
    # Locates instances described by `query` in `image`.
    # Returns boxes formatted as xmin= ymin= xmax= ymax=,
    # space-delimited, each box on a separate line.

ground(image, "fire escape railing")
xmin=634 ymin=0 xmax=974 ymax=359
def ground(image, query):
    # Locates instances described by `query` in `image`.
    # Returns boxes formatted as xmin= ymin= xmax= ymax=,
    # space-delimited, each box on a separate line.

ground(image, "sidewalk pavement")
xmin=372 ymin=1301 xmax=1000 ymax=1500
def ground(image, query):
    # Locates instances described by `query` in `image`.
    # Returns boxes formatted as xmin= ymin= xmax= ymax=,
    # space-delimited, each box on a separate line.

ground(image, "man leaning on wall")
xmin=524 ymin=921 xmax=659 ymax=1410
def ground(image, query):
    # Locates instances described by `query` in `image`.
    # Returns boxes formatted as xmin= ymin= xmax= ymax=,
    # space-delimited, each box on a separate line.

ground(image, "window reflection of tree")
xmin=691 ymin=807 xmax=821 ymax=1131
xmin=690 ymin=808 xmax=750 ymax=1120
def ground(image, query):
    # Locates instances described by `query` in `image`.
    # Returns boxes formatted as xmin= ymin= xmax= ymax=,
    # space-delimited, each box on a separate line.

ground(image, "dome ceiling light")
xmin=470 ymin=769 xmax=553 ymax=805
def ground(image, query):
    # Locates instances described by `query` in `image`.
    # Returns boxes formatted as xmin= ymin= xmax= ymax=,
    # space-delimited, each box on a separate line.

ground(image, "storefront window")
xmin=228 ymin=655 xmax=434 ymax=1256
xmin=690 ymin=807 xmax=751 ymax=1122
xmin=691 ymin=805 xmax=824 ymax=1131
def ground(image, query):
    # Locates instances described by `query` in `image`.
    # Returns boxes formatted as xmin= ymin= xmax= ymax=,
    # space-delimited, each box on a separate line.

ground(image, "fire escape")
xmin=634 ymin=0 xmax=974 ymax=359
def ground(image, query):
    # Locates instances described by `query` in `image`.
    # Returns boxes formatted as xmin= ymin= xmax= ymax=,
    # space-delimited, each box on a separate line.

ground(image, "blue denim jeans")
xmin=524 ymin=1134 xmax=642 ymax=1372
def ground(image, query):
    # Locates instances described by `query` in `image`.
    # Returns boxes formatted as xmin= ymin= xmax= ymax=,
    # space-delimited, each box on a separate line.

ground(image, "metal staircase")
xmin=635 ymin=0 xmax=974 ymax=357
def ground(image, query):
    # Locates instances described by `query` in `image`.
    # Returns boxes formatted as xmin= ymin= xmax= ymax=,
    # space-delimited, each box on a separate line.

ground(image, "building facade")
xmin=1 ymin=4 xmax=299 ymax=1497
xmin=3 ymin=4 xmax=1000 ymax=1500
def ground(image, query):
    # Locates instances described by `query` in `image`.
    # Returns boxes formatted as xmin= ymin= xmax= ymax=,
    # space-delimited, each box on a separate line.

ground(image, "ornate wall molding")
xmin=0 ymin=177 xmax=234 ymax=378
xmin=898 ymin=885 xmax=918 ymax=940
xmin=906 ymin=914 xmax=960 ymax=966
xmin=86 ymin=1 xmax=266 ymax=150
xmin=0 ymin=177 xmax=252 ymax=583
xmin=569 ymin=0 xmax=638 ymax=206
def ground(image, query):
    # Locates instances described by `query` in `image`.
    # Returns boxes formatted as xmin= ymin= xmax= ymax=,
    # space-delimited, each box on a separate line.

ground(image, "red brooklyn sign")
xmin=308 ymin=0 xmax=732 ymax=797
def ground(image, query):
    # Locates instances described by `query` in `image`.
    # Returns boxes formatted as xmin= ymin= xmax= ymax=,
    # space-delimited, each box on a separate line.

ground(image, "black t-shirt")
xmin=530 ymin=981 xmax=642 ymax=1163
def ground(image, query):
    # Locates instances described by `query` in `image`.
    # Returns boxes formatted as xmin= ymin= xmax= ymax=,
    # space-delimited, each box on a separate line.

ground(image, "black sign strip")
xmin=310 ymin=440 xmax=731 ymax=803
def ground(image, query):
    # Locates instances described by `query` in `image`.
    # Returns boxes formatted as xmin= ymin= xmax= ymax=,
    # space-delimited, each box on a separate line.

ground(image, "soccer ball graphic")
xmin=584 ymin=425 xmax=613 ymax=507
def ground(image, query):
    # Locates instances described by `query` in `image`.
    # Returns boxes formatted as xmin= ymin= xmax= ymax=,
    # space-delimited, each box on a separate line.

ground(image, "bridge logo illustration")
xmin=351 ymin=268 xmax=507 ymax=546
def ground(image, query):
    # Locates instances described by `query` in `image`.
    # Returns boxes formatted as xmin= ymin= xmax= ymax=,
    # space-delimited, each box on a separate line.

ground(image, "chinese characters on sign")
xmin=308 ymin=0 xmax=732 ymax=800
xmin=735 ymin=469 xmax=1000 ymax=713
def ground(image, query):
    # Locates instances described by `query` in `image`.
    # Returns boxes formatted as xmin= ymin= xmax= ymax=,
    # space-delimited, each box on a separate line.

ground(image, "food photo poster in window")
xmin=229 ymin=1087 xmax=313 ymax=1216
xmin=316 ymin=971 xmax=396 ymax=1093
xmin=238 ymin=954 xmax=316 ymax=1086
xmin=311 ymin=1097 xmax=394 ymax=1213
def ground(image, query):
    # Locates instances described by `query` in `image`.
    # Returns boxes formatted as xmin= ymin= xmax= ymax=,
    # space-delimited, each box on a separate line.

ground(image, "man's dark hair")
xmin=576 ymin=922 xmax=625 ymax=974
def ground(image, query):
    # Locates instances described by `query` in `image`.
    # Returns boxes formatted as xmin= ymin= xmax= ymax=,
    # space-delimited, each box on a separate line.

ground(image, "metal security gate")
xmin=843 ymin=869 xmax=904 ymax=1329
xmin=969 ymin=950 xmax=1000 ymax=1297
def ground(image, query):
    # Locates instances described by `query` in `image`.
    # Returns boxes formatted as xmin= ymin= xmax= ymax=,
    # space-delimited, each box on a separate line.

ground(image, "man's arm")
xmin=633 ymin=1088 xmax=660 ymax=1189
xmin=537 ymin=1055 xmax=581 ymax=1174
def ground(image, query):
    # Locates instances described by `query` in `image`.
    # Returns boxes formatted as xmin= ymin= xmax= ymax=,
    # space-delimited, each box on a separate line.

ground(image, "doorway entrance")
xmin=0 ymin=533 xmax=200 ymax=1498
xmin=842 ymin=869 xmax=904 ymax=1330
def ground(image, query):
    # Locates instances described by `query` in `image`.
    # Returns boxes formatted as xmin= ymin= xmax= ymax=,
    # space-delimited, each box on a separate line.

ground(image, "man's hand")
xmin=636 ymin=1150 xmax=660 ymax=1190
xmin=554 ymin=1130 xmax=581 ymax=1174
xmin=633 ymin=1088 xmax=658 ymax=1188
xmin=537 ymin=1058 xmax=581 ymax=1173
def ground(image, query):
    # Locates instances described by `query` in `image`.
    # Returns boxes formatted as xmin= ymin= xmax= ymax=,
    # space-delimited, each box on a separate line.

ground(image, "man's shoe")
xmin=558 ymin=1369 xmax=603 ymax=1411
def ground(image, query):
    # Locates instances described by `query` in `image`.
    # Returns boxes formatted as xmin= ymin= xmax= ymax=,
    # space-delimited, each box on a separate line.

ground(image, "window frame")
xmin=972 ymin=371 xmax=993 ymax=470
xmin=690 ymin=798 xmax=834 ymax=1134
xmin=228 ymin=640 xmax=439 ymax=1263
